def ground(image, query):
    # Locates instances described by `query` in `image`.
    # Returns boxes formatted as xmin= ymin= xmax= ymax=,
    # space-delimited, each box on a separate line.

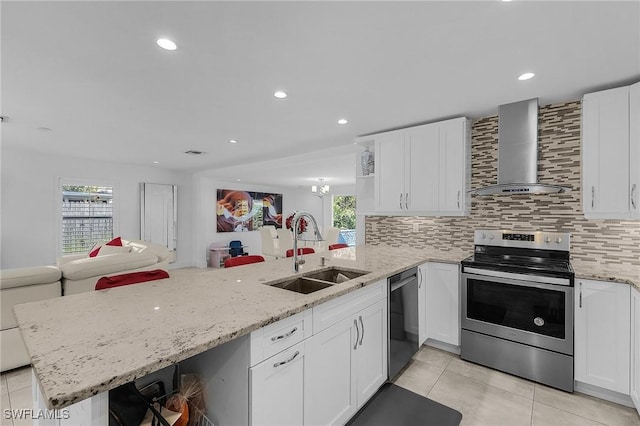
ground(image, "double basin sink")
xmin=266 ymin=267 xmax=370 ymax=294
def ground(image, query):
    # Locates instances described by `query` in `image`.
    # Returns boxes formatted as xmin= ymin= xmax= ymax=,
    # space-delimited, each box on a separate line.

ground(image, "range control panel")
xmin=502 ymin=233 xmax=535 ymax=242
xmin=474 ymin=229 xmax=571 ymax=251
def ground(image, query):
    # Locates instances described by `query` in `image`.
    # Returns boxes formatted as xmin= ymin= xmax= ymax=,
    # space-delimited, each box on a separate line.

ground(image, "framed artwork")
xmin=216 ymin=189 xmax=283 ymax=232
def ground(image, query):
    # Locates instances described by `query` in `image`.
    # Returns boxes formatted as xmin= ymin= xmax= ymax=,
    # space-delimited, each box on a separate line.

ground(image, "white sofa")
xmin=58 ymin=239 xmax=171 ymax=295
xmin=1 ymin=266 xmax=62 ymax=372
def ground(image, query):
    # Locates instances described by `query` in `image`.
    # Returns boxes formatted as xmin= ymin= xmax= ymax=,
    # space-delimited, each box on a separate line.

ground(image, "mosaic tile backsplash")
xmin=365 ymin=100 xmax=640 ymax=267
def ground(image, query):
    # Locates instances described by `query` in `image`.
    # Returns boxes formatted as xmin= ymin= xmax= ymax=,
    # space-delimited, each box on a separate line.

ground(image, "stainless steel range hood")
xmin=469 ymin=98 xmax=570 ymax=195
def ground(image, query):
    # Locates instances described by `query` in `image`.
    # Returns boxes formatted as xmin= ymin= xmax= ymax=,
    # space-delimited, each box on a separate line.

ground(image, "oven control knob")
xmin=481 ymin=233 xmax=486 ymax=239
xmin=544 ymin=237 xmax=551 ymax=243
xmin=556 ymin=237 xmax=563 ymax=244
xmin=488 ymin=235 xmax=494 ymax=240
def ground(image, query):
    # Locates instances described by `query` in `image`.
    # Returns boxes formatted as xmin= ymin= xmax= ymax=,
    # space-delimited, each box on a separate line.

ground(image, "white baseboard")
xmin=574 ymin=381 xmax=634 ymax=408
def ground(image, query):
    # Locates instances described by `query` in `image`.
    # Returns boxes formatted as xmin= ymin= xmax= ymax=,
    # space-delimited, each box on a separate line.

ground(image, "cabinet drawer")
xmin=313 ymin=280 xmax=386 ymax=334
xmin=250 ymin=309 xmax=312 ymax=366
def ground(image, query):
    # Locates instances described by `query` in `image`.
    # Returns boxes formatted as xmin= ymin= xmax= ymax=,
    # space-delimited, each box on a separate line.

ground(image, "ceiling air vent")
xmin=184 ymin=150 xmax=207 ymax=156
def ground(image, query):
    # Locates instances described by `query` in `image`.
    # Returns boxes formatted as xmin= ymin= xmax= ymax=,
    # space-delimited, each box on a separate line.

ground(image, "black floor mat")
xmin=346 ymin=383 xmax=463 ymax=426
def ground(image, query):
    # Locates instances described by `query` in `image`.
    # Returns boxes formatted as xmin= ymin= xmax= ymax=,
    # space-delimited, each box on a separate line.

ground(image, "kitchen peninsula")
xmin=14 ymin=245 xmax=468 ymax=420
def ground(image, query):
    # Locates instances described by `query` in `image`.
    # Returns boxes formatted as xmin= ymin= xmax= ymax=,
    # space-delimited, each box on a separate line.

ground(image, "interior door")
xmin=140 ymin=183 xmax=177 ymax=251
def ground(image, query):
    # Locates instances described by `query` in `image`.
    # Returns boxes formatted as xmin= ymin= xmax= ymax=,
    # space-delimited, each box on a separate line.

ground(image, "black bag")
xmin=109 ymin=382 xmax=170 ymax=426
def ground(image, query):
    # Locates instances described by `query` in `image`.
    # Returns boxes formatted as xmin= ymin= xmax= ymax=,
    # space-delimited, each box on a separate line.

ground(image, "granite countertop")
xmin=14 ymin=244 xmax=468 ymax=410
xmin=571 ymin=258 xmax=640 ymax=289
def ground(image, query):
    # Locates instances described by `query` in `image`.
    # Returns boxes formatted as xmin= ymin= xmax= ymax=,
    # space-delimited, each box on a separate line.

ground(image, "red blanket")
xmin=95 ymin=269 xmax=170 ymax=290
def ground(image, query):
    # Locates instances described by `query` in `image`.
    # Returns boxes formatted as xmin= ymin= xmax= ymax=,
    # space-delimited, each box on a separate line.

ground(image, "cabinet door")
xmin=630 ymin=82 xmax=640 ymax=219
xmin=575 ymin=279 xmax=630 ymax=394
xmin=439 ymin=118 xmax=468 ymax=214
xmin=631 ymin=287 xmax=640 ymax=414
xmin=582 ymin=87 xmax=630 ymax=218
xmin=304 ymin=318 xmax=357 ymax=426
xmin=418 ymin=263 xmax=428 ymax=346
xmin=250 ymin=342 xmax=305 ymax=426
xmin=426 ymin=263 xmax=460 ymax=346
xmin=406 ymin=123 xmax=439 ymax=212
xmin=375 ymin=131 xmax=406 ymax=212
xmin=355 ymin=299 xmax=388 ymax=408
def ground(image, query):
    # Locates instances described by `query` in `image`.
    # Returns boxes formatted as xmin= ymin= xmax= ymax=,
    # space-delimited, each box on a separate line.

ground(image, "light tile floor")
xmin=1 ymin=346 xmax=639 ymax=425
xmin=393 ymin=346 xmax=640 ymax=426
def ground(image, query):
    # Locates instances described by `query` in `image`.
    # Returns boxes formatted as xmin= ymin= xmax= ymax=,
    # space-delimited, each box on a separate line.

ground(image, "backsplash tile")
xmin=365 ymin=100 xmax=640 ymax=266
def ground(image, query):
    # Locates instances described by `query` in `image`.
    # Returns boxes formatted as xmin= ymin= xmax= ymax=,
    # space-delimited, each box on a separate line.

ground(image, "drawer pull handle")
xmin=632 ymin=184 xmax=637 ymax=209
xmin=271 ymin=327 xmax=298 ymax=342
xmin=354 ymin=319 xmax=359 ymax=350
xmin=405 ymin=193 xmax=409 ymax=210
xmin=273 ymin=351 xmax=300 ymax=368
xmin=359 ymin=315 xmax=364 ymax=346
xmin=399 ymin=193 xmax=403 ymax=210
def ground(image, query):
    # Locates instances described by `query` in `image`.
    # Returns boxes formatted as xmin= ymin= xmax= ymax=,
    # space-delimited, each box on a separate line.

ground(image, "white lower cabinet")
xmin=631 ymin=286 xmax=640 ymax=415
xmin=418 ymin=263 xmax=428 ymax=346
xmin=575 ymin=279 xmax=630 ymax=394
xmin=305 ymin=298 xmax=388 ymax=426
xmin=250 ymin=342 xmax=305 ymax=426
xmin=426 ymin=262 xmax=460 ymax=346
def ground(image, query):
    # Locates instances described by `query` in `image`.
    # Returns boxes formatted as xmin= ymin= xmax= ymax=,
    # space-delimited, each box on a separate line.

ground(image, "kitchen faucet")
xmin=291 ymin=211 xmax=323 ymax=272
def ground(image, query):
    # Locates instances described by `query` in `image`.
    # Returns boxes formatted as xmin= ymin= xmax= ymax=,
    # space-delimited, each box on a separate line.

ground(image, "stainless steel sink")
xmin=302 ymin=267 xmax=369 ymax=283
xmin=268 ymin=277 xmax=334 ymax=294
xmin=265 ymin=267 xmax=370 ymax=294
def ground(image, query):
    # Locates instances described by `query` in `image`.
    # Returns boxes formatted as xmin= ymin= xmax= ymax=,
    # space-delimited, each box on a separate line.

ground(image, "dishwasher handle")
xmin=390 ymin=275 xmax=417 ymax=292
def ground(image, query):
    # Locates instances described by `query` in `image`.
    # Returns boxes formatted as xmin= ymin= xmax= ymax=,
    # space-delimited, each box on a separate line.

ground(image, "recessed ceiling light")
xmin=518 ymin=72 xmax=535 ymax=81
xmin=502 ymin=0 xmax=512 ymax=2
xmin=229 ymin=139 xmax=238 ymax=144
xmin=153 ymin=161 xmax=159 ymax=164
xmin=274 ymin=91 xmax=287 ymax=99
xmin=236 ymin=179 xmax=241 ymax=181
xmin=338 ymin=118 xmax=348 ymax=125
xmin=156 ymin=38 xmax=177 ymax=51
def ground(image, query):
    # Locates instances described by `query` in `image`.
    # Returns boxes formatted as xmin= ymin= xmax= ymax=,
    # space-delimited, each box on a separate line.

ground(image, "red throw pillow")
xmin=89 ymin=236 xmax=123 ymax=257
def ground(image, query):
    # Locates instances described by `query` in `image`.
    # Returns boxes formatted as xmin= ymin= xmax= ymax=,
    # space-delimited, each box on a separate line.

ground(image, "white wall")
xmin=193 ymin=175 xmax=338 ymax=268
xmin=1 ymin=147 xmax=193 ymax=269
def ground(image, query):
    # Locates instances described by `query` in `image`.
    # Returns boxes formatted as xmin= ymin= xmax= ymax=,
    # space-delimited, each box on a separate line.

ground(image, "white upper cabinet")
xmin=376 ymin=130 xmax=408 ymax=212
xmin=371 ymin=117 xmax=470 ymax=216
xmin=630 ymin=82 xmax=640 ymax=219
xmin=582 ymin=82 xmax=640 ymax=219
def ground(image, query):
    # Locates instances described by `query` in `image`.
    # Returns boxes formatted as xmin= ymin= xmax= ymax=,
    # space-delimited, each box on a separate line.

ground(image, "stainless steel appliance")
xmin=469 ymin=98 xmax=570 ymax=195
xmin=388 ymin=267 xmax=419 ymax=380
xmin=461 ymin=230 xmax=575 ymax=392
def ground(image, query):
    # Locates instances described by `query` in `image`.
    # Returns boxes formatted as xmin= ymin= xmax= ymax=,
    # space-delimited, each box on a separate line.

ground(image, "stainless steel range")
xmin=460 ymin=229 xmax=575 ymax=392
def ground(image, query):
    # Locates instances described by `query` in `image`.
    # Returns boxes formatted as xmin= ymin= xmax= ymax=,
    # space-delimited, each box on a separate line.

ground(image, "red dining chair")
xmin=328 ymin=243 xmax=349 ymax=250
xmin=285 ymin=247 xmax=315 ymax=258
xmin=95 ymin=269 xmax=170 ymax=290
xmin=224 ymin=254 xmax=265 ymax=268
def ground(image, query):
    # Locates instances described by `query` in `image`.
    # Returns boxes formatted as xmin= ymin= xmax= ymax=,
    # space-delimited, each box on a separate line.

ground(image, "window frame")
xmin=57 ymin=177 xmax=119 ymax=257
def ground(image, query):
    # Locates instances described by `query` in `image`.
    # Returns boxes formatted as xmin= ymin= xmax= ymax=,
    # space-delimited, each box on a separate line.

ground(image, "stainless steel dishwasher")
xmin=388 ymin=267 xmax=419 ymax=380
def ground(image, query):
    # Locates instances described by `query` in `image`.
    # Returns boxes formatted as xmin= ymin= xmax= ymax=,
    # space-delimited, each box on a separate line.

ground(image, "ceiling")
xmin=2 ymin=1 xmax=639 ymax=188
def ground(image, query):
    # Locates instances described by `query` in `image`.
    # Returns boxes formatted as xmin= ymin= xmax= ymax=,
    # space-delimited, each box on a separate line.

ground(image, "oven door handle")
xmin=462 ymin=267 xmax=571 ymax=287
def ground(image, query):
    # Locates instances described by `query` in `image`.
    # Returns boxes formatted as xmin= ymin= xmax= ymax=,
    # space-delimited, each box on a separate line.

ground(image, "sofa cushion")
xmin=0 ymin=266 xmax=62 ymax=290
xmin=125 ymin=240 xmax=172 ymax=263
xmin=1 ymin=281 xmax=61 ymax=330
xmin=96 ymin=245 xmax=131 ymax=256
xmin=60 ymin=252 xmax=159 ymax=280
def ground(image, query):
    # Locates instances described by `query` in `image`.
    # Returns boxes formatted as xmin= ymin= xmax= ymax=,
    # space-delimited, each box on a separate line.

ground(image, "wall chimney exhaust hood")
xmin=469 ymin=98 xmax=570 ymax=196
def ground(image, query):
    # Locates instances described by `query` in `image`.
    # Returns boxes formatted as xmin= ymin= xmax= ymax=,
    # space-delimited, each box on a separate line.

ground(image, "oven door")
xmin=461 ymin=270 xmax=573 ymax=355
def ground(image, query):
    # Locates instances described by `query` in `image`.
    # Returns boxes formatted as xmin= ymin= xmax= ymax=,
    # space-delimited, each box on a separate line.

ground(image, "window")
xmin=332 ymin=195 xmax=356 ymax=246
xmin=61 ymin=184 xmax=114 ymax=254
